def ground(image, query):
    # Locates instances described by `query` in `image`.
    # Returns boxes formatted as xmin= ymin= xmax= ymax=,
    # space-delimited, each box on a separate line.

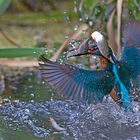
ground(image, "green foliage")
xmin=0 ymin=0 xmax=11 ymax=16
xmin=128 ymin=0 xmax=140 ymax=20
xmin=80 ymin=0 xmax=140 ymax=24
xmin=80 ymin=0 xmax=114 ymax=24
xmin=83 ymin=0 xmax=98 ymax=18
xmin=0 ymin=48 xmax=46 ymax=58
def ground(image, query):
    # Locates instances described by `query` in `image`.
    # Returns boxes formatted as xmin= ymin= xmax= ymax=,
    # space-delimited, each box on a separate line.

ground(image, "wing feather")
xmin=122 ymin=20 xmax=140 ymax=80
xmin=39 ymin=56 xmax=115 ymax=104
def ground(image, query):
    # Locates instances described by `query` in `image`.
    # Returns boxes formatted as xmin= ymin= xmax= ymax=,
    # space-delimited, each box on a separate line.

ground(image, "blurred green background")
xmin=0 ymin=0 xmax=139 ymax=60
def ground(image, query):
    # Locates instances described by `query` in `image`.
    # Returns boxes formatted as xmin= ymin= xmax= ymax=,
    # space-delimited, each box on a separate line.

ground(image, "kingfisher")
xmin=74 ymin=20 xmax=140 ymax=109
xmin=39 ymin=20 xmax=140 ymax=110
xmin=39 ymin=46 xmax=116 ymax=104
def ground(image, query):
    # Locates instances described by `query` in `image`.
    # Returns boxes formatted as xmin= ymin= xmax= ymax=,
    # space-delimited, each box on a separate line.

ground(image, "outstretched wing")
xmin=121 ymin=20 xmax=140 ymax=80
xmin=39 ymin=56 xmax=115 ymax=104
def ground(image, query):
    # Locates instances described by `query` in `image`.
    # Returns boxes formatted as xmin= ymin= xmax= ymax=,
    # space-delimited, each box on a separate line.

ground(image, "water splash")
xmin=74 ymin=24 xmax=79 ymax=31
xmin=0 ymin=98 xmax=140 ymax=139
xmin=64 ymin=11 xmax=71 ymax=23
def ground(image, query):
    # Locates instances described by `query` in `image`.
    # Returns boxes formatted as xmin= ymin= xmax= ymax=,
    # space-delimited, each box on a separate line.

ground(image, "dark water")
xmin=0 ymin=70 xmax=140 ymax=140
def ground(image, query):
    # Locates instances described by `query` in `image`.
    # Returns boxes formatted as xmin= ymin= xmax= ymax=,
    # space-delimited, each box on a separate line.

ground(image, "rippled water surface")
xmin=0 ymin=70 xmax=140 ymax=140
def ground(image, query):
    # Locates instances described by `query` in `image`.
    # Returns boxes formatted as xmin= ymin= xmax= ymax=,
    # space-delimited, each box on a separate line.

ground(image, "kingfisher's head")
xmin=69 ymin=31 xmax=111 ymax=59
xmin=91 ymin=31 xmax=110 ymax=58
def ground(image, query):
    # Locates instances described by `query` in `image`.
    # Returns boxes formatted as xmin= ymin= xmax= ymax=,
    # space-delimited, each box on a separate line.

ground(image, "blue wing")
xmin=121 ymin=20 xmax=140 ymax=106
xmin=39 ymin=56 xmax=115 ymax=104
xmin=121 ymin=20 xmax=140 ymax=80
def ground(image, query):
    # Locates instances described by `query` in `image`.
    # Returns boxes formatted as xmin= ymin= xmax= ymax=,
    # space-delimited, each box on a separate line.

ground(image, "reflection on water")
xmin=0 ymin=70 xmax=140 ymax=140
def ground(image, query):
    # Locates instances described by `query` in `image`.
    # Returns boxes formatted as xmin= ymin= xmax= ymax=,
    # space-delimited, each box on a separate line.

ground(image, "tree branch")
xmin=116 ymin=0 xmax=124 ymax=59
xmin=0 ymin=27 xmax=23 ymax=48
xmin=107 ymin=9 xmax=118 ymax=56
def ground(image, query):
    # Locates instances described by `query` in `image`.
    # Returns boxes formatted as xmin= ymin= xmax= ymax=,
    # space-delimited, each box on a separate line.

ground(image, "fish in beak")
xmin=68 ymin=31 xmax=116 ymax=65
xmin=68 ymin=37 xmax=100 ymax=57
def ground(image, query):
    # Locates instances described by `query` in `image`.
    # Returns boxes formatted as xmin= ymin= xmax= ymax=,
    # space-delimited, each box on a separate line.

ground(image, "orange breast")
xmin=99 ymin=56 xmax=108 ymax=69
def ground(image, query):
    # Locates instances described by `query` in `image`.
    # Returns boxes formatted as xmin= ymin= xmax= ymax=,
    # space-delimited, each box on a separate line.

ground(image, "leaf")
xmin=0 ymin=48 xmax=46 ymax=58
xmin=82 ymin=0 xmax=98 ymax=20
xmin=135 ymin=12 xmax=140 ymax=20
xmin=0 ymin=0 xmax=11 ymax=16
xmin=128 ymin=0 xmax=140 ymax=19
xmin=80 ymin=0 xmax=107 ymax=23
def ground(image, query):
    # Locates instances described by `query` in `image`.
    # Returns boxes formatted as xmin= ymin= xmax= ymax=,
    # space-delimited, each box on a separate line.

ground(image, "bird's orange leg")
xmin=109 ymin=88 xmax=122 ymax=106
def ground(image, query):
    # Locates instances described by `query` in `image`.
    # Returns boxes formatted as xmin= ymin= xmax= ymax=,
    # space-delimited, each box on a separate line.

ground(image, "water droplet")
xmin=138 ymin=6 xmax=140 ymax=11
xmin=73 ymin=0 xmax=77 ymax=4
xmin=76 ymin=64 xmax=85 ymax=69
xmin=65 ymin=16 xmax=70 ymax=21
xmin=63 ymin=51 xmax=67 ymax=55
xmin=64 ymin=11 xmax=70 ymax=22
xmin=30 ymin=100 xmax=34 ymax=103
xmin=29 ymin=85 xmax=33 ymax=88
xmin=65 ymin=35 xmax=69 ymax=39
xmin=89 ymin=21 xmax=93 ymax=27
xmin=14 ymin=100 xmax=19 ymax=103
xmin=106 ymin=75 xmax=109 ymax=78
xmin=25 ymin=109 xmax=30 ymax=113
xmin=74 ymin=7 xmax=77 ymax=13
xmin=79 ymin=18 xmax=83 ymax=22
xmin=83 ymin=14 xmax=89 ymax=20
xmin=92 ymin=56 xmax=97 ymax=59
xmin=74 ymin=24 xmax=78 ymax=31
xmin=30 ymin=93 xmax=35 ymax=97
xmin=82 ymin=30 xmax=86 ymax=34
xmin=45 ymin=50 xmax=48 ymax=53
xmin=64 ymin=11 xmax=67 ymax=14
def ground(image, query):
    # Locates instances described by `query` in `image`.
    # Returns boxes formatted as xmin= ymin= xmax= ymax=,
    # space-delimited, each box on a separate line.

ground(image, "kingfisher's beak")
xmin=68 ymin=37 xmax=98 ymax=57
